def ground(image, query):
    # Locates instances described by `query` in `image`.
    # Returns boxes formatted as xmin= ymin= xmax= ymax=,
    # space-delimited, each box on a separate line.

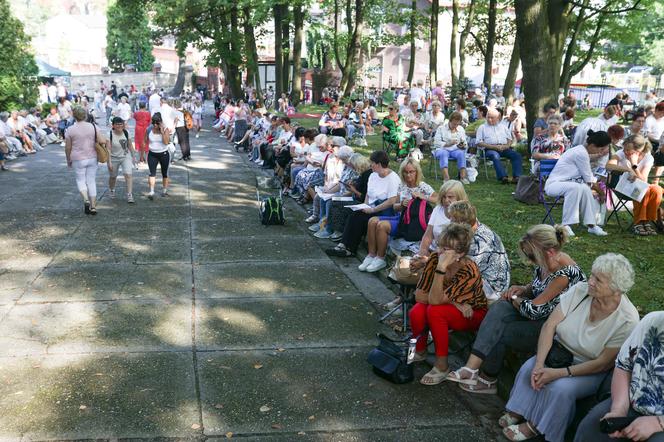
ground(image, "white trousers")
xmin=73 ymin=158 xmax=98 ymax=198
xmin=545 ymin=180 xmax=602 ymax=226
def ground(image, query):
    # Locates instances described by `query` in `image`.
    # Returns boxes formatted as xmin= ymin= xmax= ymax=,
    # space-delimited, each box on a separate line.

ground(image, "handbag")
xmin=544 ymin=340 xmax=574 ymax=368
xmin=367 ymin=333 xmax=414 ymax=384
xmin=388 ymin=256 xmax=421 ymax=286
xmin=93 ymin=124 xmax=109 ymax=164
xmin=514 ymin=175 xmax=540 ymax=205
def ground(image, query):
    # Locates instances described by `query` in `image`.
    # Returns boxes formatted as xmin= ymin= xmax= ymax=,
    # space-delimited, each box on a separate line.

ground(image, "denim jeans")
xmin=470 ymin=300 xmax=544 ymax=377
xmin=484 ymin=148 xmax=523 ymax=180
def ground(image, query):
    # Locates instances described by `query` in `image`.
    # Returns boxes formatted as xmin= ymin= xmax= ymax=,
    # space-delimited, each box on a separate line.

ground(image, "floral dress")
xmin=616 ymin=311 xmax=664 ymax=416
xmin=530 ymin=133 xmax=569 ymax=172
xmin=382 ymin=115 xmax=414 ymax=157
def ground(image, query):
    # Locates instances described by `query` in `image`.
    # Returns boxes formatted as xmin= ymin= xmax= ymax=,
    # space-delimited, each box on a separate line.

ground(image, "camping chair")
xmin=379 ymin=283 xmax=416 ymax=333
xmin=605 ymin=171 xmax=634 ymax=231
xmin=478 ymin=146 xmax=511 ymax=180
xmin=538 ymin=159 xmax=562 ymax=225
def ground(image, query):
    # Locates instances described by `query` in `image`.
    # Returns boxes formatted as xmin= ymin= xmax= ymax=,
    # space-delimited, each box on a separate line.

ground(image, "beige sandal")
xmin=446 ymin=366 xmax=479 ymax=385
xmin=459 ymin=375 xmax=497 ymax=394
xmin=503 ymin=422 xmax=540 ymax=441
xmin=419 ymin=366 xmax=450 ymax=385
xmin=498 ymin=412 xmax=523 ymax=428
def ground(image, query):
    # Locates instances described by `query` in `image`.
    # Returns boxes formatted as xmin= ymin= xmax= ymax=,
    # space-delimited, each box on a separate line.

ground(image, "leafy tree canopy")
xmin=106 ymin=0 xmax=155 ymax=73
xmin=0 ymin=0 xmax=38 ymax=109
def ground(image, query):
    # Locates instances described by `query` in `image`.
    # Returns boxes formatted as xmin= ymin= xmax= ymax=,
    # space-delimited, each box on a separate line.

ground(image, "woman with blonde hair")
xmin=358 ymin=158 xmax=436 ymax=273
xmin=65 ymin=106 xmax=102 ymax=214
xmin=447 ymin=224 xmax=585 ymax=394
xmin=606 ymin=134 xmax=662 ymax=235
xmin=326 ymin=153 xmax=372 ymax=240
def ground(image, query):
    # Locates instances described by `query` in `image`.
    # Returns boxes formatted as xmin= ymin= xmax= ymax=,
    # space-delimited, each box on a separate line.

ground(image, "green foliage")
xmin=463 ymin=0 xmax=515 ymax=64
xmin=0 ymin=0 xmax=38 ymax=110
xmin=106 ymin=0 xmax=155 ymax=72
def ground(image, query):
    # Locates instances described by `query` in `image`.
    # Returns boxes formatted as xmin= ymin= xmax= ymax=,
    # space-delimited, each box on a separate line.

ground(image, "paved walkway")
xmin=0 ymin=110 xmax=500 ymax=440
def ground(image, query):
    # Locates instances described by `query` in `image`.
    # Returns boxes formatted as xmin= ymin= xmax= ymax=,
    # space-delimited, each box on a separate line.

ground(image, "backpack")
xmin=258 ymin=191 xmax=285 ymax=225
xmin=395 ymin=198 xmax=432 ymax=241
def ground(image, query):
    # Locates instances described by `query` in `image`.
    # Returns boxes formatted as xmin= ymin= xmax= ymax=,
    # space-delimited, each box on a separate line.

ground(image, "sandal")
xmin=633 ymin=224 xmax=649 ymax=236
xmin=644 ymin=224 xmax=658 ymax=236
xmin=446 ymin=366 xmax=479 ymax=385
xmin=459 ymin=375 xmax=497 ymax=394
xmin=411 ymin=352 xmax=427 ymax=363
xmin=419 ymin=366 xmax=450 ymax=385
xmin=498 ymin=412 xmax=523 ymax=428
xmin=325 ymin=245 xmax=353 ymax=258
xmin=503 ymin=422 xmax=540 ymax=441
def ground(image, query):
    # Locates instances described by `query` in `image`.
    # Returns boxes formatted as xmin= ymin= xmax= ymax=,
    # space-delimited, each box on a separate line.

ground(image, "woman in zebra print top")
xmin=446 ymin=224 xmax=586 ymax=394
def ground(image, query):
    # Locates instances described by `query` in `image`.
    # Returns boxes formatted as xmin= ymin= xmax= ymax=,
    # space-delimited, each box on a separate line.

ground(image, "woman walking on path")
xmin=133 ymin=102 xmax=151 ymax=163
xmin=107 ymin=117 xmax=136 ymax=203
xmin=192 ymin=100 xmax=203 ymax=138
xmin=144 ymin=113 xmax=172 ymax=200
xmin=173 ymin=100 xmax=191 ymax=161
xmin=65 ymin=106 xmax=101 ymax=215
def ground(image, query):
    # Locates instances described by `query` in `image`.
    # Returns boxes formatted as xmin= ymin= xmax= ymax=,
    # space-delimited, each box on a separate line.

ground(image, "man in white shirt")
xmin=643 ymin=101 xmax=664 ymax=145
xmin=149 ymin=91 xmax=162 ymax=116
xmin=47 ymin=83 xmax=57 ymax=103
xmin=409 ymin=80 xmax=426 ymax=111
xmin=572 ymin=105 xmax=618 ymax=146
xmin=159 ymin=98 xmax=175 ymax=133
xmin=115 ymin=97 xmax=132 ymax=123
xmin=476 ymin=108 xmax=522 ymax=183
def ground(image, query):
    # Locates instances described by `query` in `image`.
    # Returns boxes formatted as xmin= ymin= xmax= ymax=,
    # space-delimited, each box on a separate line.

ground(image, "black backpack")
xmin=395 ymin=198 xmax=432 ymax=241
xmin=259 ymin=195 xmax=285 ymax=225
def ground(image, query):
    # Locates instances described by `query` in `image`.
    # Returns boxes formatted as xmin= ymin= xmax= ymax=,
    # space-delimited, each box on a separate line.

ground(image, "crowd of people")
xmin=222 ymin=79 xmax=664 ymax=441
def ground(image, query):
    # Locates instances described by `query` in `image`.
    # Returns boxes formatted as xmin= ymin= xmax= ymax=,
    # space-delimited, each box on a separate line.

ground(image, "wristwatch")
xmin=566 ymin=366 xmax=573 ymax=377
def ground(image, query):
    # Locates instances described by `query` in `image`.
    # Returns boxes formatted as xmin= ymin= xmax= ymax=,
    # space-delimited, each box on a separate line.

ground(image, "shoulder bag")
xmin=367 ymin=333 xmax=414 ymax=384
xmin=544 ymin=294 xmax=589 ymax=368
xmin=93 ymin=124 xmax=109 ymax=164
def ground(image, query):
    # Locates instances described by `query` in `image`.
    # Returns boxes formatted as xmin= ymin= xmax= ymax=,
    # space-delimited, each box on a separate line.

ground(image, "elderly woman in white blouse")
xmin=544 ymin=130 xmax=611 ymax=237
xmin=501 ymin=253 xmax=640 ymax=442
xmin=432 ymin=112 xmax=469 ymax=183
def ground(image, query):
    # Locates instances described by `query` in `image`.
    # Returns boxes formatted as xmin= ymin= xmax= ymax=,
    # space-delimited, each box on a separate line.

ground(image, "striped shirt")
xmin=416 ymin=253 xmax=486 ymax=309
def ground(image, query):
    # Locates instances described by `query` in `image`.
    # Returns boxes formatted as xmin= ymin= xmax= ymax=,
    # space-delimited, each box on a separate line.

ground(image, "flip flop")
xmin=419 ymin=366 xmax=450 ymax=385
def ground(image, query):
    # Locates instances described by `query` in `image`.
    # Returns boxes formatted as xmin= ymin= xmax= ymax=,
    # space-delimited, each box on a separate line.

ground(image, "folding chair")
xmin=605 ymin=171 xmax=634 ymax=231
xmin=478 ymin=146 xmax=511 ymax=180
xmin=379 ymin=283 xmax=416 ymax=333
xmin=538 ymin=159 xmax=562 ymax=225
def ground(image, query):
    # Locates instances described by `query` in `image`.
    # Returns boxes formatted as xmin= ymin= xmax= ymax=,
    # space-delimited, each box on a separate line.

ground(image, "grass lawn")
xmin=291 ymin=109 xmax=662 ymax=315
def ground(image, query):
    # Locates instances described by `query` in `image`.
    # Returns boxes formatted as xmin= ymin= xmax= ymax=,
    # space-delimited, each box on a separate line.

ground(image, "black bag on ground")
xmin=514 ymin=175 xmax=540 ymax=205
xmin=257 ymin=190 xmax=285 ymax=225
xmin=395 ymin=198 xmax=432 ymax=241
xmin=367 ymin=333 xmax=414 ymax=384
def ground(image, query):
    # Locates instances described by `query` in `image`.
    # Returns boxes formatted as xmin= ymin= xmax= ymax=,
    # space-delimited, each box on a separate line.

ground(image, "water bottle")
xmin=406 ymin=338 xmax=418 ymax=364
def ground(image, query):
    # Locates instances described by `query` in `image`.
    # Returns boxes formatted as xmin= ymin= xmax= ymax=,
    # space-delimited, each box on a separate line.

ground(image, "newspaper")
xmin=615 ymin=174 xmax=649 ymax=202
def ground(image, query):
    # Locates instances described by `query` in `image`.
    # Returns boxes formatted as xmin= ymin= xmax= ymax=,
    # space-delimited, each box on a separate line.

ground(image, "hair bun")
xmin=587 ymin=130 xmax=595 ymax=136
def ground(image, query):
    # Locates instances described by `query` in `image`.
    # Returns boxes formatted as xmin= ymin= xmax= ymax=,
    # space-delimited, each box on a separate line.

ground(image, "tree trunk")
xmin=430 ymin=0 xmax=440 ymax=83
xmin=514 ymin=0 xmax=570 ymax=141
xmin=342 ymin=0 xmax=364 ymax=97
xmin=226 ymin=5 xmax=243 ymax=98
xmin=565 ymin=15 xmax=605 ymax=90
xmin=503 ymin=38 xmax=520 ymax=102
xmin=483 ymin=0 xmax=497 ymax=89
xmin=171 ymin=56 xmax=186 ymax=96
xmin=243 ymin=7 xmax=261 ymax=96
xmin=458 ymin=0 xmax=476 ymax=81
xmin=274 ymin=3 xmax=284 ymax=98
xmin=281 ymin=6 xmax=290 ymax=94
xmin=560 ymin=2 xmax=587 ymax=95
xmin=406 ymin=0 xmax=416 ymax=84
xmin=449 ymin=0 xmax=459 ymax=85
xmin=291 ymin=4 xmax=304 ymax=106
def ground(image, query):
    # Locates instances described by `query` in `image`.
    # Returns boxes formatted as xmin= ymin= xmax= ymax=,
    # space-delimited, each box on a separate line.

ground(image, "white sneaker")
xmin=257 ymin=160 xmax=264 ymax=166
xmin=314 ymin=229 xmax=331 ymax=239
xmin=305 ymin=215 xmax=318 ymax=223
xmin=564 ymin=225 xmax=575 ymax=237
xmin=366 ymin=257 xmax=387 ymax=273
xmin=127 ymin=193 xmax=134 ymax=203
xmin=308 ymin=223 xmax=320 ymax=232
xmin=109 ymin=189 xmax=116 ymax=199
xmin=358 ymin=255 xmax=375 ymax=271
xmin=461 ymin=178 xmax=470 ymax=185
xmin=588 ymin=226 xmax=608 ymax=236
xmin=195 ymin=134 xmax=199 ymax=139
xmin=60 ymin=141 xmax=65 ymax=147
xmin=331 ymin=231 xmax=343 ymax=241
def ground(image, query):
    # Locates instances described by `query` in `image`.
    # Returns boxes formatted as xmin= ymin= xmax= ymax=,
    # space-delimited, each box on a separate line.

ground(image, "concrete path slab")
xmin=193 ymin=236 xmax=325 ymax=263
xmin=198 ymin=348 xmax=480 ymax=436
xmin=0 ymin=299 xmax=192 ymax=355
xmin=0 ymin=352 xmax=199 ymax=439
xmin=193 ymin=219 xmax=303 ymax=240
xmin=196 ymin=297 xmax=379 ymax=351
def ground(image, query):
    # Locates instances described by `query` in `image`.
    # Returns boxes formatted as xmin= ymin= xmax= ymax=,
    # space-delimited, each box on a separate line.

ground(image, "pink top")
xmin=66 ymin=121 xmax=97 ymax=161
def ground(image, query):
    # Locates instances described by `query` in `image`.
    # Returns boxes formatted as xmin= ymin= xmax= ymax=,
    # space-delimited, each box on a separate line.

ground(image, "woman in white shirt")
xmin=544 ymin=130 xmax=611 ymax=237
xmin=326 ymin=150 xmax=400 ymax=257
xmin=358 ymin=158 xmax=436 ymax=273
xmin=606 ymin=134 xmax=662 ymax=236
xmin=432 ymin=112 xmax=469 ymax=183
xmin=143 ymin=112 xmax=172 ymax=200
xmin=501 ymin=253 xmax=639 ymax=442
xmin=115 ymin=97 xmax=132 ymax=122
